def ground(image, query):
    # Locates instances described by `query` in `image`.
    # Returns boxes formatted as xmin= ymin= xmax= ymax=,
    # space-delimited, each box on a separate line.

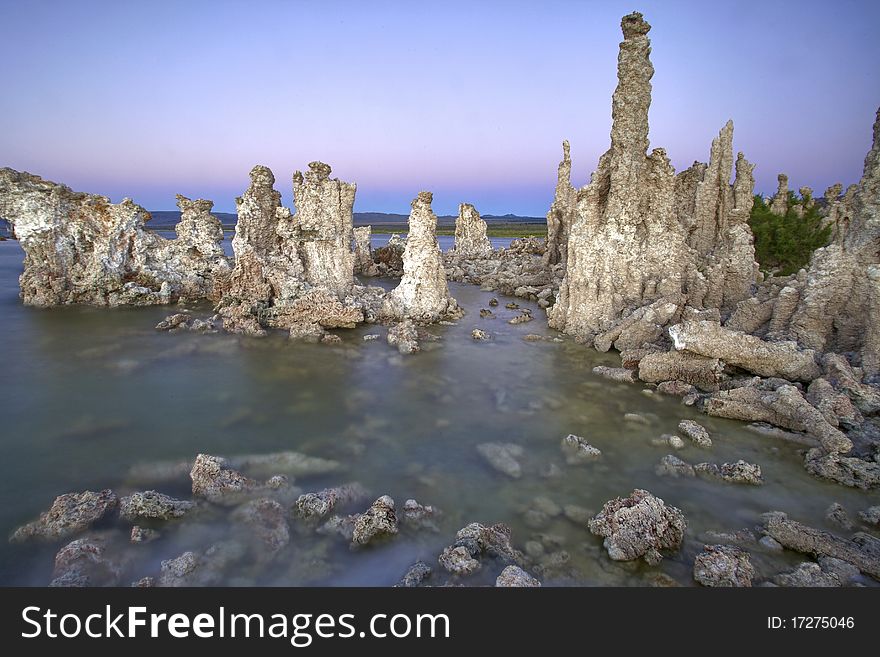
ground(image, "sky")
xmin=1 ymin=0 xmax=878 ymax=215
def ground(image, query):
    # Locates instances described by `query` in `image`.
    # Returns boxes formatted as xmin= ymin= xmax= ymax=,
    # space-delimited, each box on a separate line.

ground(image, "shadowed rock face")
xmin=543 ymin=140 xmax=575 ymax=268
xmin=0 ymin=169 xmax=231 ymax=306
xmin=382 ymin=192 xmax=461 ymax=322
xmin=548 ymin=12 xmax=757 ymax=340
xmin=452 ymin=203 xmax=492 ymax=258
xmin=782 ymin=110 xmax=880 ymax=374
xmin=353 ymin=226 xmax=379 ymax=276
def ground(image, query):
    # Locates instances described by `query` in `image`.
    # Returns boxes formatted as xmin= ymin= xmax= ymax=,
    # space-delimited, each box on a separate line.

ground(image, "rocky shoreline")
xmin=1 ymin=11 xmax=879 ymax=586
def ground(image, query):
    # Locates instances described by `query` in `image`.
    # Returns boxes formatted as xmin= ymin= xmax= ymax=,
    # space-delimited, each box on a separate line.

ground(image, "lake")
xmin=0 ymin=237 xmax=873 ymax=586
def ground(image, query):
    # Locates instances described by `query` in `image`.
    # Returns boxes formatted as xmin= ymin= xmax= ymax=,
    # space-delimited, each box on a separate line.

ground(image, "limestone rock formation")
xmin=11 ymin=489 xmax=119 ymax=542
xmin=382 ymin=192 xmax=461 ymax=321
xmin=669 ymin=320 xmax=821 ymax=382
xmin=543 ymin=140 xmax=575 ymax=267
xmin=351 ymin=495 xmax=398 ymax=547
xmin=452 ymin=203 xmax=492 ymax=258
xmin=219 ymin=163 xmax=368 ymax=335
xmin=783 ymin=109 xmax=880 ymax=375
xmin=190 ymin=454 xmax=258 ymax=504
xmin=548 ymin=13 xmax=757 ymax=340
xmin=769 ymin=173 xmax=790 ymax=216
xmin=588 ymin=488 xmax=686 ymax=565
xmin=119 ymin=491 xmax=194 ymax=522
xmin=0 ymin=169 xmax=231 ymax=306
xmin=495 ymin=565 xmax=541 ymax=587
xmin=761 ymin=512 xmax=880 ymax=580
xmin=693 ymin=545 xmax=754 ymax=587
xmin=353 ymin=225 xmax=379 ymax=276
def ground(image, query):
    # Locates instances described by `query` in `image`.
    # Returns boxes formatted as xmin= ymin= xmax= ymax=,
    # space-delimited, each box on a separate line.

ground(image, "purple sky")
xmin=2 ymin=0 xmax=878 ymax=215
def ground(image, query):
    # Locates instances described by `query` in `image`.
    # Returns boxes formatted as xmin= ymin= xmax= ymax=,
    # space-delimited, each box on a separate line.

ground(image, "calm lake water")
xmin=0 ymin=236 xmax=876 ymax=586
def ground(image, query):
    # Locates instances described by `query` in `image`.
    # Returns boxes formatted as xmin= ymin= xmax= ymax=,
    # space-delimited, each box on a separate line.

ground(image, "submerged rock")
xmin=655 ymin=454 xmax=695 ymax=478
xmin=401 ymin=499 xmax=441 ymax=532
xmin=130 ymin=526 xmax=159 ymax=544
xmin=50 ymin=536 xmax=123 ymax=587
xmin=11 ymin=490 xmax=118 ymax=542
xmin=387 ymin=320 xmax=420 ymax=354
xmin=119 ymin=491 xmax=194 ymax=522
xmin=476 ymin=442 xmax=524 ymax=478
xmin=232 ymin=498 xmax=290 ymax=552
xmin=694 ymin=460 xmax=764 ymax=485
xmin=693 ymin=544 xmax=754 ymax=587
xmin=677 ymin=419 xmax=712 ymax=447
xmin=592 ymin=366 xmax=637 ymax=383
xmin=588 ymin=489 xmax=686 ymax=565
xmin=395 ymin=561 xmax=432 ymax=587
xmin=190 ymin=454 xmax=258 ymax=504
xmin=294 ymin=483 xmax=369 ymax=520
xmin=825 ymin=503 xmax=854 ymax=531
xmin=439 ymin=522 xmax=525 ymax=577
xmin=560 ymin=434 xmax=602 ymax=464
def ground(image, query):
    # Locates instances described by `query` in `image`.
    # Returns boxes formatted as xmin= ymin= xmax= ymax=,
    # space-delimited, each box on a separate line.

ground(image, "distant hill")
xmin=144 ymin=210 xmax=545 ymax=228
xmin=148 ymin=210 xmax=238 ymax=227
xmin=0 ymin=212 xmax=544 ymax=235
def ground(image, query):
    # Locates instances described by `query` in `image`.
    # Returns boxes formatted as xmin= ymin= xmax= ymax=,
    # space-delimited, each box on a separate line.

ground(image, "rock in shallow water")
xmin=476 ymin=442 xmax=524 ymax=478
xmin=588 ymin=489 xmax=686 ymax=565
xmin=351 ymin=495 xmax=398 ymax=547
xmin=495 ymin=565 xmax=541 ymax=587
xmin=693 ymin=544 xmax=754 ymax=587
xmin=294 ymin=483 xmax=369 ymax=521
xmin=11 ymin=490 xmax=118 ymax=542
xmin=50 ymin=536 xmax=123 ymax=587
xmin=560 ymin=434 xmax=601 ymax=464
xmin=190 ymin=454 xmax=258 ymax=504
xmin=694 ymin=460 xmax=764 ymax=486
xmin=120 ymin=491 xmax=194 ymax=522
xmin=677 ymin=419 xmax=712 ymax=447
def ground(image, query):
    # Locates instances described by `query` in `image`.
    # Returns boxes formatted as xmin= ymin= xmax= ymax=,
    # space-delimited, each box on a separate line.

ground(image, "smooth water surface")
xmin=0 ymin=238 xmax=876 ymax=586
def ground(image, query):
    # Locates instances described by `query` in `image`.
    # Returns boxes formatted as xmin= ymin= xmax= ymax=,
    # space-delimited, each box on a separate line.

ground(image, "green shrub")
xmin=749 ymin=191 xmax=831 ymax=276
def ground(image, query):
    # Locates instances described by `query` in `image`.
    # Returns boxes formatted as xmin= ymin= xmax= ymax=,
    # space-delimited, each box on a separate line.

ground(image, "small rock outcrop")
xmin=119 ymin=491 xmax=194 ymax=521
xmin=588 ymin=488 xmax=686 ymax=565
xmin=495 ymin=565 xmax=541 ymax=587
xmin=11 ymin=490 xmax=118 ymax=542
xmin=452 ymin=203 xmax=492 ymax=258
xmin=190 ymin=454 xmax=257 ymax=504
xmin=351 ymin=495 xmax=398 ymax=547
xmin=693 ymin=544 xmax=754 ymax=587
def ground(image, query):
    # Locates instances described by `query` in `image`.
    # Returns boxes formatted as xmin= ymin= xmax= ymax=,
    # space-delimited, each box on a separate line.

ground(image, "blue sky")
xmin=1 ymin=0 xmax=878 ymax=214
